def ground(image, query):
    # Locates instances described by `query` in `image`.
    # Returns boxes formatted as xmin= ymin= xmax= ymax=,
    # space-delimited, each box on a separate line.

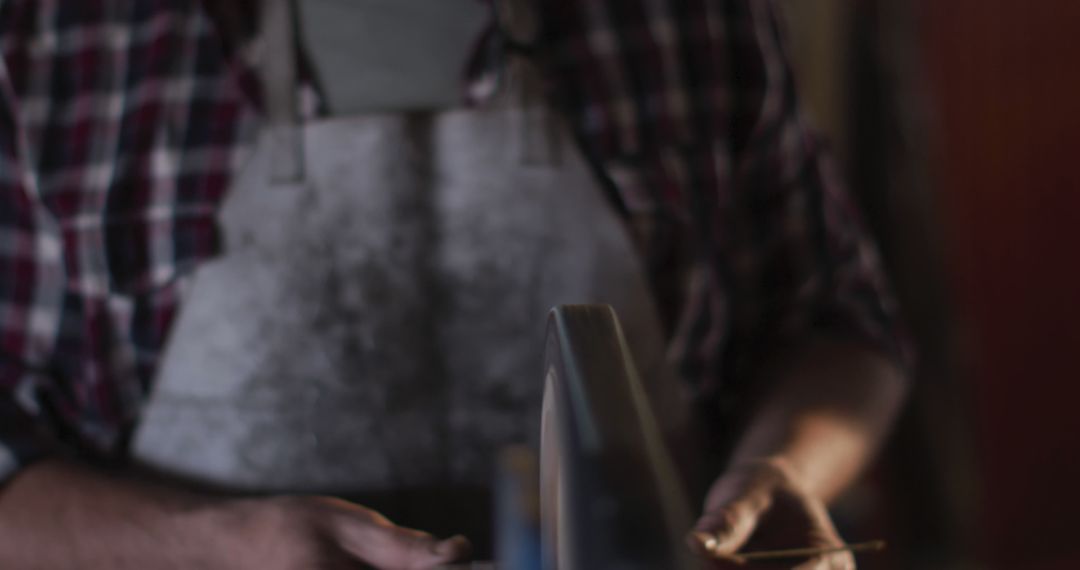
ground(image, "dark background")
xmin=924 ymin=1 xmax=1080 ymax=567
xmin=784 ymin=0 xmax=1080 ymax=567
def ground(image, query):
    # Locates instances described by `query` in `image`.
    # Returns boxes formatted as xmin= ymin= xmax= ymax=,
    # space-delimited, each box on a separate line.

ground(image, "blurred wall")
xmin=921 ymin=1 xmax=1080 ymax=568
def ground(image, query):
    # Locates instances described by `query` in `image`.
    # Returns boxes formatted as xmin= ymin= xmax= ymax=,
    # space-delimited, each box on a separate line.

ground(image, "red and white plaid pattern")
xmin=0 ymin=0 xmax=252 ymax=479
xmin=542 ymin=0 xmax=907 ymax=408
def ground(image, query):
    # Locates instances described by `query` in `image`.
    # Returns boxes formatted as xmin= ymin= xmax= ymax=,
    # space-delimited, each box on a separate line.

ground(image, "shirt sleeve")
xmin=717 ymin=0 xmax=909 ymax=364
xmin=540 ymin=0 xmax=910 ymax=393
xmin=0 ymin=0 xmax=254 ymax=484
xmin=0 ymin=0 xmax=56 ymax=483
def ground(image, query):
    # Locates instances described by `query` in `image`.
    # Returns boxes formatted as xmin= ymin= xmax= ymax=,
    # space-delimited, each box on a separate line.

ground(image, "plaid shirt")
xmin=541 ymin=0 xmax=905 ymax=402
xmin=0 ymin=0 xmax=904 ymax=482
xmin=0 ymin=0 xmax=252 ymax=479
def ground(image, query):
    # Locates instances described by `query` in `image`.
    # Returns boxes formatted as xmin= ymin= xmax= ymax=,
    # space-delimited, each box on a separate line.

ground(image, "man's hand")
xmin=685 ymin=339 xmax=905 ymax=569
xmin=232 ymin=495 xmax=471 ymax=569
xmin=0 ymin=460 xmax=470 ymax=569
xmin=689 ymin=458 xmax=853 ymax=570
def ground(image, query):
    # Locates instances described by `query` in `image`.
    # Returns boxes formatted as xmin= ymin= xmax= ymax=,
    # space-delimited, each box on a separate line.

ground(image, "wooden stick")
xmin=731 ymin=540 xmax=887 ymax=562
xmin=437 ymin=540 xmax=885 ymax=568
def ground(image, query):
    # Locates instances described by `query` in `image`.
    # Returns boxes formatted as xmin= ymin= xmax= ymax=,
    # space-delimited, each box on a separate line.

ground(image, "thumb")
xmin=690 ymin=460 xmax=787 ymax=560
xmin=689 ymin=499 xmax=764 ymax=559
xmin=328 ymin=503 xmax=472 ymax=569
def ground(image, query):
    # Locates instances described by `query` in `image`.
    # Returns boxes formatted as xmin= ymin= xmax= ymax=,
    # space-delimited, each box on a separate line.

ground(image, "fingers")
xmin=793 ymin=551 xmax=856 ymax=570
xmin=359 ymin=531 xmax=468 ymax=570
xmin=320 ymin=499 xmax=472 ymax=569
xmin=691 ymin=461 xmax=785 ymax=560
xmin=689 ymin=500 xmax=763 ymax=559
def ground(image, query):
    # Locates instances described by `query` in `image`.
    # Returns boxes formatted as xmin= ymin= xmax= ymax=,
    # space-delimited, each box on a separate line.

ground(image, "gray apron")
xmin=132 ymin=0 xmax=675 ymax=547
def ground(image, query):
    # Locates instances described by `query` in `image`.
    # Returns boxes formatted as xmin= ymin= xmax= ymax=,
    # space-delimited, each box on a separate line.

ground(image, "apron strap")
xmin=259 ymin=0 xmax=304 ymax=183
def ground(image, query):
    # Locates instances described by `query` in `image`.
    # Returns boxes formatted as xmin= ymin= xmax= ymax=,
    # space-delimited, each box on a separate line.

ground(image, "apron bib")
xmin=132 ymin=103 xmax=670 ymax=490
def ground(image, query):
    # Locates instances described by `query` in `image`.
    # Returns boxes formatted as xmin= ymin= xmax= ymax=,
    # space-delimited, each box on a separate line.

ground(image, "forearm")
xmin=726 ymin=336 xmax=907 ymax=503
xmin=0 ymin=459 xmax=239 ymax=569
